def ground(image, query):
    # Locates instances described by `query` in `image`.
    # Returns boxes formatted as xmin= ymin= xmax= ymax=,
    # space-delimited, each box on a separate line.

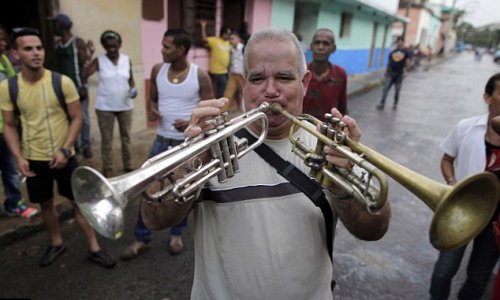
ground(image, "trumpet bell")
xmin=71 ymin=166 xmax=126 ymax=239
xmin=431 ymin=172 xmax=499 ymax=251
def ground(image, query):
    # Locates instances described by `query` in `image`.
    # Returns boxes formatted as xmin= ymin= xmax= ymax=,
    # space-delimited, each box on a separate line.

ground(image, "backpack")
xmin=8 ymin=71 xmax=69 ymax=119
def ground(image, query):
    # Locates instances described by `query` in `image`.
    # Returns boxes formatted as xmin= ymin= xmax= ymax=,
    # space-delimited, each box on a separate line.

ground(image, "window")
xmin=339 ymin=12 xmax=352 ymax=38
xmin=168 ymin=0 xmax=216 ymax=46
xmin=142 ymin=0 xmax=164 ymax=21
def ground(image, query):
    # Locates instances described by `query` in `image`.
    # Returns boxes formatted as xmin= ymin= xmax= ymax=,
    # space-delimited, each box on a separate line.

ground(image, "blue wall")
xmin=305 ymin=48 xmax=390 ymax=75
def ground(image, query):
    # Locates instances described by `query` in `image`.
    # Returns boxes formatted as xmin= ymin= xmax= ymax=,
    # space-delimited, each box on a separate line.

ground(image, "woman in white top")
xmin=83 ymin=30 xmax=136 ymax=177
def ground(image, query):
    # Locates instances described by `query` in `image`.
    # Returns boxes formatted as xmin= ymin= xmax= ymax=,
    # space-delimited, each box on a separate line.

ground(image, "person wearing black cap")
xmin=49 ymin=13 xmax=94 ymax=159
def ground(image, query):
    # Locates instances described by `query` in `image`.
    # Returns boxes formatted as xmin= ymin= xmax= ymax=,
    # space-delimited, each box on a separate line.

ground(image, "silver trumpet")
xmin=71 ymin=102 xmax=270 ymax=239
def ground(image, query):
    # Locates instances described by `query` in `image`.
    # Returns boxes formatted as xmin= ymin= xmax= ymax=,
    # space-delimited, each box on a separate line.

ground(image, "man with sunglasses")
xmin=303 ymin=28 xmax=348 ymax=120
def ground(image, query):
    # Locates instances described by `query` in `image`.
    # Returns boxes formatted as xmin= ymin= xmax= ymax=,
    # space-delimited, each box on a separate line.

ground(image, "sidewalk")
xmin=0 ymin=53 xmax=454 ymax=248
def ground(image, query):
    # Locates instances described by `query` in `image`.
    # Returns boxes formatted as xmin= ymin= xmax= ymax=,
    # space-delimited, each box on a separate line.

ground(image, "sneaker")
xmin=83 ymin=147 xmax=93 ymax=159
xmin=169 ymin=235 xmax=183 ymax=255
xmin=5 ymin=200 xmax=38 ymax=218
xmin=39 ymin=244 xmax=66 ymax=267
xmin=376 ymin=104 xmax=385 ymax=110
xmin=392 ymin=104 xmax=398 ymax=110
xmin=88 ymin=249 xmax=116 ymax=268
xmin=121 ymin=240 xmax=149 ymax=260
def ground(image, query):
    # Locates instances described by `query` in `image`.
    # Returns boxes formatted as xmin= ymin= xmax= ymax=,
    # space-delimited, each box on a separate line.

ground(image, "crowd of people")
xmin=0 ymin=12 xmax=499 ymax=300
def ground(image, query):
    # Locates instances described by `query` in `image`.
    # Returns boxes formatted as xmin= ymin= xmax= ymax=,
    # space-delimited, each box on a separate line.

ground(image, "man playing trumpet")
xmin=141 ymin=27 xmax=391 ymax=299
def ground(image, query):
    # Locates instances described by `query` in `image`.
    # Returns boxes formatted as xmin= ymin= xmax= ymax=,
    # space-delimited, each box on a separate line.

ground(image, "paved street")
xmin=0 ymin=51 xmax=499 ymax=300
xmin=332 ymin=52 xmax=500 ymax=300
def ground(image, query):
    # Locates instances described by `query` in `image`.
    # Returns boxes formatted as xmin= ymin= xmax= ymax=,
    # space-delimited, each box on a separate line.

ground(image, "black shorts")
xmin=26 ymin=157 xmax=79 ymax=204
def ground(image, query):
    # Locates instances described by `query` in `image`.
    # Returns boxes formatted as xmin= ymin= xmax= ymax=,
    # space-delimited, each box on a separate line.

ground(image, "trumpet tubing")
xmin=72 ymin=102 xmax=270 ymax=239
xmin=269 ymin=102 xmax=500 ymax=251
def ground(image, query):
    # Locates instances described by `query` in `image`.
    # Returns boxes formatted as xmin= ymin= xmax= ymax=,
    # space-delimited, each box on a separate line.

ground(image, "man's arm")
xmin=50 ymin=100 xmax=82 ymax=169
xmin=2 ymin=110 xmax=34 ymax=177
xmin=325 ymin=108 xmax=390 ymax=241
xmin=82 ymin=57 xmax=98 ymax=81
xmin=199 ymin=19 xmax=209 ymax=46
xmin=441 ymin=153 xmax=456 ymax=185
xmin=330 ymin=193 xmax=390 ymax=241
xmin=76 ymin=37 xmax=94 ymax=68
xmin=128 ymin=59 xmax=136 ymax=89
xmin=141 ymin=182 xmax=195 ymax=230
xmin=198 ymin=68 xmax=214 ymax=100
xmin=147 ymin=63 xmax=162 ymax=122
xmin=62 ymin=100 xmax=83 ymax=150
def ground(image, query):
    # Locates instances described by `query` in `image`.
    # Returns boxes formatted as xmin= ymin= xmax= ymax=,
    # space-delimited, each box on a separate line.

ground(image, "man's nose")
xmin=263 ymin=79 xmax=279 ymax=98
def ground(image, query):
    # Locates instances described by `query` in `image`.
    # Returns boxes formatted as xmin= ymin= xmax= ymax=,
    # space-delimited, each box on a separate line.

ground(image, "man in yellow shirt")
xmin=1 ymin=24 xmax=38 ymax=218
xmin=200 ymin=19 xmax=231 ymax=98
xmin=0 ymin=28 xmax=115 ymax=268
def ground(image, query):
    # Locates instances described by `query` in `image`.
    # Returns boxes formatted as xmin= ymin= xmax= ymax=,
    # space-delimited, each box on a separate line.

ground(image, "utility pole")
xmin=402 ymin=0 xmax=412 ymax=39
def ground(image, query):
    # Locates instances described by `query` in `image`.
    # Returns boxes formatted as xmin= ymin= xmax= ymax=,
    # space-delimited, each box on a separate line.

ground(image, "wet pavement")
xmin=332 ymin=52 xmax=500 ymax=300
xmin=1 ymin=51 xmax=499 ymax=299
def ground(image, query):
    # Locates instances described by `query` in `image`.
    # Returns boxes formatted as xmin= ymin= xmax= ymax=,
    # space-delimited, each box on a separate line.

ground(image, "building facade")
xmin=0 ymin=0 xmax=402 ymax=133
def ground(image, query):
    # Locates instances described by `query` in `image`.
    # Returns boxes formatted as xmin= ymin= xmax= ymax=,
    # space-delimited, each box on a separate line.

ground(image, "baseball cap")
xmin=48 ymin=14 xmax=73 ymax=27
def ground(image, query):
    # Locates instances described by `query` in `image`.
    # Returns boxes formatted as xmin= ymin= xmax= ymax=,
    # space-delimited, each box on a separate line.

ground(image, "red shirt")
xmin=303 ymin=63 xmax=347 ymax=120
xmin=486 ymin=140 xmax=500 ymax=178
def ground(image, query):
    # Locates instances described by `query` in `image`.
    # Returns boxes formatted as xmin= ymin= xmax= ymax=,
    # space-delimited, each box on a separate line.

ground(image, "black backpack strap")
xmin=7 ymin=75 xmax=20 ymax=116
xmin=8 ymin=72 xmax=68 ymax=120
xmin=236 ymin=128 xmax=334 ymax=262
xmin=51 ymin=71 xmax=70 ymax=121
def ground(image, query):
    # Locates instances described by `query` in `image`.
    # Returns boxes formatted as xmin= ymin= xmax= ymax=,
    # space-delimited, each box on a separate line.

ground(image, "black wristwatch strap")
xmin=59 ymin=147 xmax=71 ymax=159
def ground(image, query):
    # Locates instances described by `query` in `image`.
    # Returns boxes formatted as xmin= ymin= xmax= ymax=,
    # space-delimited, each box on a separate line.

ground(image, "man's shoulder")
xmin=457 ymin=114 xmax=487 ymax=128
xmin=330 ymin=64 xmax=347 ymax=75
xmin=152 ymin=62 xmax=165 ymax=76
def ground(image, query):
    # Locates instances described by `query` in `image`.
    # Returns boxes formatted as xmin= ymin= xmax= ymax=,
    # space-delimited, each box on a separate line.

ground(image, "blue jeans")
xmin=429 ymin=224 xmax=498 ymax=300
xmin=134 ymin=135 xmax=187 ymax=243
xmin=0 ymin=133 xmax=22 ymax=211
xmin=210 ymin=73 xmax=228 ymax=99
xmin=380 ymin=72 xmax=404 ymax=106
xmin=77 ymin=97 xmax=91 ymax=149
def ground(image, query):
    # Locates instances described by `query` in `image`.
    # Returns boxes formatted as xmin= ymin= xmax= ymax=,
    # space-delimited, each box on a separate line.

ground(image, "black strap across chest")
xmin=235 ymin=128 xmax=334 ymax=262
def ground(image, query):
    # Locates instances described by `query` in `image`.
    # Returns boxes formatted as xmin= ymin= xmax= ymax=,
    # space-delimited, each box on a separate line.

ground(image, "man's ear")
xmin=332 ymin=44 xmax=337 ymax=54
xmin=302 ymin=70 xmax=312 ymax=95
xmin=238 ymin=73 xmax=245 ymax=88
xmin=178 ymin=45 xmax=186 ymax=56
xmin=484 ymin=93 xmax=491 ymax=105
xmin=13 ymin=49 xmax=20 ymax=61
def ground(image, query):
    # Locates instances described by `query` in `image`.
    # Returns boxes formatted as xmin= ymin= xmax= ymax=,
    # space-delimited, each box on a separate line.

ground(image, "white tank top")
xmin=95 ymin=54 xmax=133 ymax=111
xmin=156 ymin=63 xmax=200 ymax=140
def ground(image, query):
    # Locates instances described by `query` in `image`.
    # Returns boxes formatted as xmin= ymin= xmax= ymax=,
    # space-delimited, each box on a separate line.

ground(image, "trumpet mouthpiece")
xmin=269 ymin=102 xmax=283 ymax=114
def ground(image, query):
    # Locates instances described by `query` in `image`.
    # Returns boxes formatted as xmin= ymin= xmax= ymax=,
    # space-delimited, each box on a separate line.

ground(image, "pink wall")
xmin=141 ymin=0 xmax=210 ymax=80
xmin=246 ymin=0 xmax=272 ymax=33
xmin=141 ymin=19 xmax=167 ymax=79
xmin=141 ymin=0 xmax=273 ymax=80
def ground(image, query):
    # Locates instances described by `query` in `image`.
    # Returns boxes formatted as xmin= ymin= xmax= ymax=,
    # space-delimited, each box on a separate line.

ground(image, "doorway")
xmin=0 ymin=0 xmax=58 ymax=69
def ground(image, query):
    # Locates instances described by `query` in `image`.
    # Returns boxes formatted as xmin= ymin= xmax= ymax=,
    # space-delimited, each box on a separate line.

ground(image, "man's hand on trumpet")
xmin=185 ymin=98 xmax=229 ymax=138
xmin=322 ymin=108 xmax=361 ymax=170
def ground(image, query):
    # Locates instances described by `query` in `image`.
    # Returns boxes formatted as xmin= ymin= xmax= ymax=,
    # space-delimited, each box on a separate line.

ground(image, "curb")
xmin=0 ymin=203 xmax=75 ymax=249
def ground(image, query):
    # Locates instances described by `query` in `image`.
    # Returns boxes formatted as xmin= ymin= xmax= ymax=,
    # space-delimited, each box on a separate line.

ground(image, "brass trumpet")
xmin=71 ymin=102 xmax=270 ymax=239
xmin=269 ymin=102 xmax=499 ymax=251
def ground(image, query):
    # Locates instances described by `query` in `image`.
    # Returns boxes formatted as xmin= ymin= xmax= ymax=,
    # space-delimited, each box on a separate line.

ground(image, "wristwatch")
xmin=59 ymin=147 xmax=71 ymax=159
